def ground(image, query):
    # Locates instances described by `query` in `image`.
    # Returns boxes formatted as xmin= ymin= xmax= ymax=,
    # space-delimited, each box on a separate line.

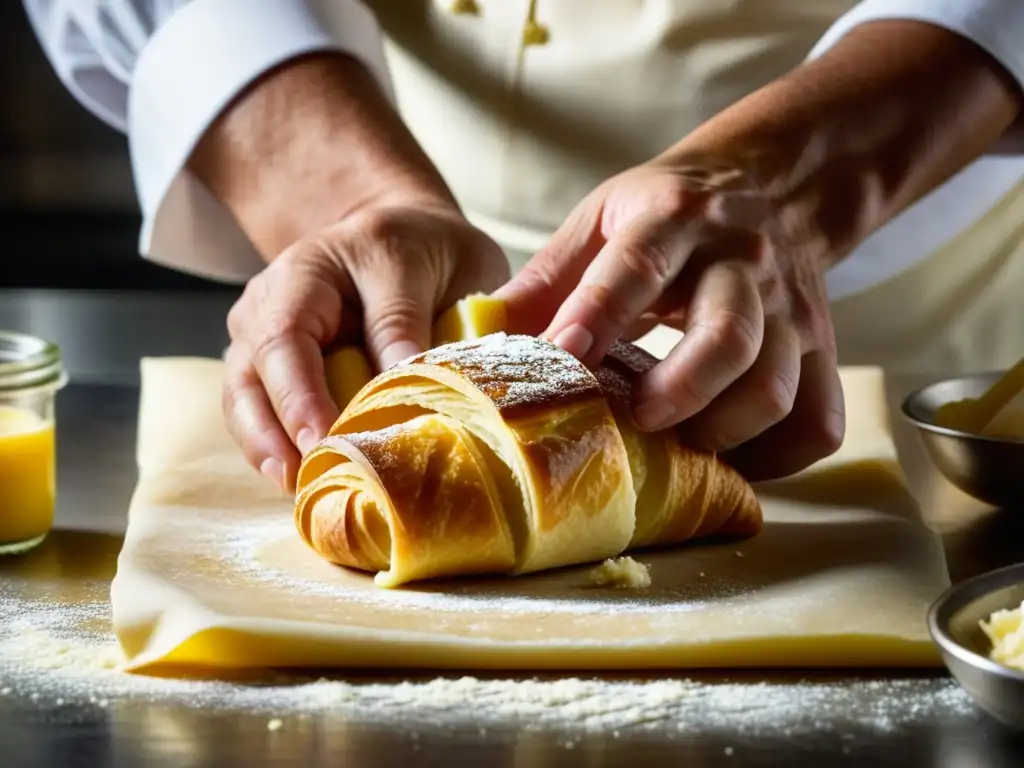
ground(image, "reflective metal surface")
xmin=930 ymin=563 xmax=1024 ymax=730
xmin=0 ymin=207 xmax=241 ymax=386
xmin=902 ymin=374 xmax=1024 ymax=508
xmin=0 ymin=289 xmax=236 ymax=385
xmin=0 ymin=380 xmax=1022 ymax=766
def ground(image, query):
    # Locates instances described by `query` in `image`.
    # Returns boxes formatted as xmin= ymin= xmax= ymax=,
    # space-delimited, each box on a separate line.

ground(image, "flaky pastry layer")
xmin=295 ymin=333 xmax=762 ymax=587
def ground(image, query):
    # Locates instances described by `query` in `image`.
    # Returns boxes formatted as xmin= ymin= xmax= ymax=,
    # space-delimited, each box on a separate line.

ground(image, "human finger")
xmin=632 ymin=260 xmax=763 ymax=431
xmin=222 ymin=342 xmax=302 ymax=491
xmin=683 ymin=315 xmax=801 ymax=452
xmin=493 ymin=198 xmax=605 ymax=336
xmin=354 ymin=252 xmax=436 ymax=371
xmin=252 ymin=330 xmax=341 ymax=457
xmin=231 ymin=258 xmax=343 ymax=456
xmin=540 ymin=213 xmax=703 ymax=366
xmin=721 ymin=348 xmax=846 ymax=481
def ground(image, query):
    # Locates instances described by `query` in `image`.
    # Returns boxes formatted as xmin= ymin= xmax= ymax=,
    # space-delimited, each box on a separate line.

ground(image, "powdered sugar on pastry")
xmin=408 ymin=334 xmax=601 ymax=416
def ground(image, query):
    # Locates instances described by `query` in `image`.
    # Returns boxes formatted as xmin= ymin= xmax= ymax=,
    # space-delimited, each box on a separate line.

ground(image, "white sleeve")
xmin=22 ymin=0 xmax=394 ymax=283
xmin=807 ymin=0 xmax=1024 ymax=154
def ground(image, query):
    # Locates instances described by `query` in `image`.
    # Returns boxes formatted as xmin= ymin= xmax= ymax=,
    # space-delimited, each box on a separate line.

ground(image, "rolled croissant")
xmin=295 ymin=333 xmax=762 ymax=587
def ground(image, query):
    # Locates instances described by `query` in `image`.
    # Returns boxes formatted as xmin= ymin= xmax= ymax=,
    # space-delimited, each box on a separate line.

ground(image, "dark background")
xmin=0 ymin=2 xmax=240 ymax=384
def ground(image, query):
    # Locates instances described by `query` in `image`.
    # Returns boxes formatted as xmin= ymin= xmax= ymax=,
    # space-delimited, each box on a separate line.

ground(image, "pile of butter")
xmin=934 ymin=358 xmax=1024 ymax=440
xmin=939 ymin=359 xmax=1024 ymax=670
xmin=980 ymin=601 xmax=1024 ymax=671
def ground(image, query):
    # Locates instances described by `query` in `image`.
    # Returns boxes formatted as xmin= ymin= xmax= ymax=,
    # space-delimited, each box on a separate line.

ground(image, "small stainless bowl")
xmin=901 ymin=373 xmax=1024 ymax=508
xmin=929 ymin=562 xmax=1024 ymax=729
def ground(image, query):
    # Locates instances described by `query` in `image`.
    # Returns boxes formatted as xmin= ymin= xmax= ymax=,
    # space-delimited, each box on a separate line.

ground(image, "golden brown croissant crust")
xmin=295 ymin=333 xmax=762 ymax=587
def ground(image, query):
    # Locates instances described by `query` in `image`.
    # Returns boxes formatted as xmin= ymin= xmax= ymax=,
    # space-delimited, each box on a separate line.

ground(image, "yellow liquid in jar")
xmin=0 ymin=405 xmax=56 ymax=548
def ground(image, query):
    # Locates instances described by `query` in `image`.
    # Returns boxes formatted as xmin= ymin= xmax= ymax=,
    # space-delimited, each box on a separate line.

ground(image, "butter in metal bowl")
xmin=980 ymin=601 xmax=1024 ymax=672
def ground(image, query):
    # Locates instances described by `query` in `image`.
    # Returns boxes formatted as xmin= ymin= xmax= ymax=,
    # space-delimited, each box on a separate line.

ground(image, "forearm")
xmin=188 ymin=52 xmax=455 ymax=260
xmin=669 ymin=20 xmax=1023 ymax=267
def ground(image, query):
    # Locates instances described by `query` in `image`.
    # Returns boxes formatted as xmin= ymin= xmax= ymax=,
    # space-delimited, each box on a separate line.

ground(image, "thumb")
xmin=494 ymin=197 xmax=605 ymax=336
xmin=355 ymin=260 xmax=434 ymax=371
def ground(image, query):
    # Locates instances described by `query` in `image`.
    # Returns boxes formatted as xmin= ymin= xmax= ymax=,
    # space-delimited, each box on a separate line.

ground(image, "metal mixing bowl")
xmin=901 ymin=373 xmax=1024 ymax=508
xmin=929 ymin=562 xmax=1024 ymax=729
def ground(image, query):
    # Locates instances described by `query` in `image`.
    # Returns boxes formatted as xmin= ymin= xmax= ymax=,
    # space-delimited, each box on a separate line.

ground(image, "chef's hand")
xmin=187 ymin=53 xmax=507 ymax=491
xmin=496 ymin=158 xmax=844 ymax=482
xmin=496 ymin=19 xmax=1022 ymax=482
xmin=223 ymin=200 xmax=507 ymax=492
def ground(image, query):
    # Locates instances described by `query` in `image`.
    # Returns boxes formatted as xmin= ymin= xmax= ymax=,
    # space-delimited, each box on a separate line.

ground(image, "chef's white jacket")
xmin=19 ymin=0 xmax=1024 ymax=303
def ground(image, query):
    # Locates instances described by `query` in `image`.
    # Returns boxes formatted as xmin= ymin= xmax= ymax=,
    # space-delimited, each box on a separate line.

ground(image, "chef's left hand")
xmin=495 ymin=157 xmax=845 ymax=481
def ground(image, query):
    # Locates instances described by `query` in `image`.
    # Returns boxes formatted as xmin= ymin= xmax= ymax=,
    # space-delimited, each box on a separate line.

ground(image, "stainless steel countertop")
xmin=1 ymin=383 xmax=1024 ymax=767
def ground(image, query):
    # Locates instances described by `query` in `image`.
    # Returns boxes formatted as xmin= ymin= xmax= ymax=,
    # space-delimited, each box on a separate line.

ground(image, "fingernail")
xmin=551 ymin=324 xmax=594 ymax=360
xmin=296 ymin=428 xmax=318 ymax=455
xmin=379 ymin=340 xmax=422 ymax=370
xmin=634 ymin=398 xmax=678 ymax=432
xmin=259 ymin=457 xmax=284 ymax=488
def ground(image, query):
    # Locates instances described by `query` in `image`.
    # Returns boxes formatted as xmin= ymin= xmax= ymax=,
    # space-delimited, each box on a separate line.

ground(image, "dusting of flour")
xmin=0 ymin=589 xmax=977 ymax=735
xmin=217 ymin=517 xmax=743 ymax=616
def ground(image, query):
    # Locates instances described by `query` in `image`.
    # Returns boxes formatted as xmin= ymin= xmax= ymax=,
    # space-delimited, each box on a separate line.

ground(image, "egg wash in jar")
xmin=0 ymin=332 xmax=67 ymax=554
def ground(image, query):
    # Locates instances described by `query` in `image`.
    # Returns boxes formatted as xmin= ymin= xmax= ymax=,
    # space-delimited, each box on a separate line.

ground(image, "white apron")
xmin=359 ymin=0 xmax=1021 ymax=375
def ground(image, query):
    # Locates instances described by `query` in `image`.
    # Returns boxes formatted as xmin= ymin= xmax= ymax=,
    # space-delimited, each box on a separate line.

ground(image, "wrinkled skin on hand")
xmin=497 ymin=156 xmax=845 ymax=481
xmin=223 ymin=200 xmax=509 ymax=491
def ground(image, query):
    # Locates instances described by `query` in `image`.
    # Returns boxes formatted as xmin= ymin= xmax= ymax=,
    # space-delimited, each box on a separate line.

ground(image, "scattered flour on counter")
xmin=208 ymin=518 xmax=738 ymax=617
xmin=0 ymin=590 xmax=978 ymax=736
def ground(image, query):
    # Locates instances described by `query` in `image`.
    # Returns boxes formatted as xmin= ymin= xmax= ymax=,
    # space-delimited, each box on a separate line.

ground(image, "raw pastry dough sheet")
xmin=112 ymin=329 xmax=950 ymax=673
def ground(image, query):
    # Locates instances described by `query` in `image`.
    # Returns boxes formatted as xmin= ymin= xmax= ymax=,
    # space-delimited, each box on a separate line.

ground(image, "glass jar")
xmin=0 ymin=331 xmax=67 ymax=555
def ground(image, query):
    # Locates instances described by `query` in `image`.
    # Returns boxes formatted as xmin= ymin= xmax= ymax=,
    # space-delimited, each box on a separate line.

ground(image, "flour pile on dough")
xmin=980 ymin=601 xmax=1024 ymax=671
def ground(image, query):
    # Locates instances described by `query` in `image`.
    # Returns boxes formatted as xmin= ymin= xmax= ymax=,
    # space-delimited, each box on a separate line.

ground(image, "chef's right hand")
xmin=223 ymin=199 xmax=508 ymax=493
xmin=184 ymin=53 xmax=507 ymax=492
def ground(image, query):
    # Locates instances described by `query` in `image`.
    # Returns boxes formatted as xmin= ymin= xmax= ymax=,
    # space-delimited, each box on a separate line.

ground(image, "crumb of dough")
xmin=734 ymin=551 xmax=746 ymax=558
xmin=980 ymin=601 xmax=1024 ymax=671
xmin=267 ymin=718 xmax=283 ymax=731
xmin=588 ymin=557 xmax=651 ymax=589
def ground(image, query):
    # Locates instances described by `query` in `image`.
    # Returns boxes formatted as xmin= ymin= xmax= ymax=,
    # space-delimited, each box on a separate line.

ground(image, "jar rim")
xmin=0 ymin=331 xmax=66 ymax=393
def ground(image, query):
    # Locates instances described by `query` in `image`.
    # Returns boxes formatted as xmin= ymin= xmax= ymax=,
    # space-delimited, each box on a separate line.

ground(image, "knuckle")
xmin=226 ymin=303 xmax=245 ymax=341
xmin=226 ymin=283 xmax=259 ymax=341
xmin=364 ymin=295 xmax=425 ymax=343
xmin=274 ymin=386 xmax=319 ymax=432
xmin=579 ymin=282 xmax=634 ymax=331
xmin=651 ymin=180 xmax=693 ymax=218
xmin=618 ymin=237 xmax=674 ymax=293
xmin=809 ymin=408 xmax=846 ymax=458
xmin=280 ymin=233 xmax=336 ymax=265
xmin=758 ymin=369 xmax=799 ymax=423
xmin=258 ymin=311 xmax=305 ymax=347
xmin=705 ymin=311 xmax=761 ymax=368
xmin=672 ymin=370 xmax=716 ymax=412
xmin=351 ymin=206 xmax=403 ymax=247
